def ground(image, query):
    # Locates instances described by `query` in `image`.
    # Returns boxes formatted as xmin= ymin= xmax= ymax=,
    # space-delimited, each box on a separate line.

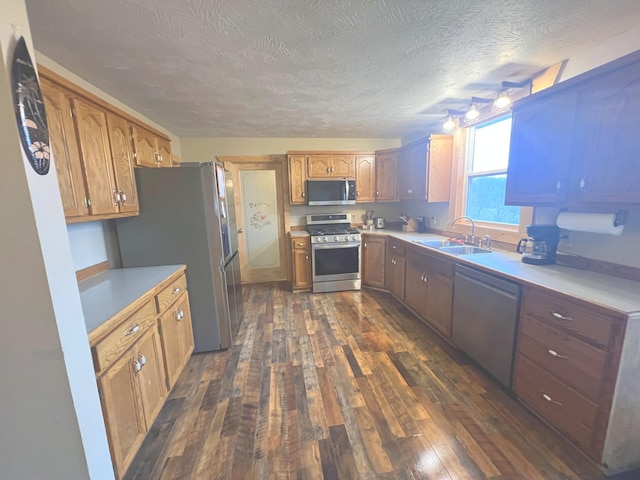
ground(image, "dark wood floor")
xmin=125 ymin=283 xmax=627 ymax=479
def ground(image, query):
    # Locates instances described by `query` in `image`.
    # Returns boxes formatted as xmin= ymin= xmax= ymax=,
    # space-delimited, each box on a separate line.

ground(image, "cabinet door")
xmin=131 ymin=125 xmax=158 ymax=168
xmin=355 ymin=155 xmax=375 ymax=202
xmin=176 ymin=293 xmax=194 ymax=367
xmin=292 ymin=247 xmax=312 ymax=290
xmin=158 ymin=308 xmax=182 ymax=390
xmin=98 ymin=348 xmax=145 ymax=478
xmin=426 ymin=135 xmax=453 ymax=203
xmin=288 ymin=155 xmax=307 ymax=204
xmin=72 ymin=98 xmax=119 ymax=215
xmin=135 ymin=327 xmax=166 ymax=428
xmin=106 ymin=113 xmax=138 ymax=214
xmin=386 ymin=253 xmax=405 ymax=300
xmin=375 ymin=152 xmax=398 ymax=202
xmin=330 ymin=155 xmax=355 ymax=177
xmin=505 ymin=91 xmax=576 ymax=205
xmin=40 ymin=79 xmax=88 ymax=218
xmin=156 ymin=137 xmax=173 ymax=168
xmin=423 ymin=259 xmax=454 ymax=337
xmin=573 ymin=61 xmax=640 ymax=203
xmin=404 ymin=256 xmax=427 ymax=316
xmin=399 ymin=141 xmax=427 ymax=200
xmin=362 ymin=236 xmax=385 ymax=288
xmin=307 ymin=155 xmax=332 ymax=178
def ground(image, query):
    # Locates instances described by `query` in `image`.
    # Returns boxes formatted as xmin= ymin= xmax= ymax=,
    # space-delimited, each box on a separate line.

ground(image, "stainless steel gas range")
xmin=306 ymin=213 xmax=361 ymax=293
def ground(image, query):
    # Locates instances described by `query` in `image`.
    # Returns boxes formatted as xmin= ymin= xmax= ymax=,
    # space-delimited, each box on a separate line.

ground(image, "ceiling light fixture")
xmin=493 ymin=90 xmax=512 ymax=111
xmin=464 ymin=104 xmax=480 ymax=124
xmin=442 ymin=115 xmax=456 ymax=133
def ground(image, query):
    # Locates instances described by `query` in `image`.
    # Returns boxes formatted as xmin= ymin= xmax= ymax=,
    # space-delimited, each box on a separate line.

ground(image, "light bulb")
xmin=464 ymin=104 xmax=480 ymax=124
xmin=442 ymin=116 xmax=455 ymax=133
xmin=493 ymin=90 xmax=512 ymax=111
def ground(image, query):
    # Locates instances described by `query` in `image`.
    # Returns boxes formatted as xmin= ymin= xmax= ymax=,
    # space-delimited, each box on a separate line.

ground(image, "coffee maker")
xmin=517 ymin=225 xmax=561 ymax=265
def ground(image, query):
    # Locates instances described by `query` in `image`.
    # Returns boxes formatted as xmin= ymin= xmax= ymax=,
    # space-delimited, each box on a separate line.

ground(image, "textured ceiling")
xmin=25 ymin=0 xmax=640 ymax=138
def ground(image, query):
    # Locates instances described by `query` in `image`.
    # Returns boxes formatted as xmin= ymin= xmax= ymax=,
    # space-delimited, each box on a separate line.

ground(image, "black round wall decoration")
xmin=11 ymin=36 xmax=50 ymax=175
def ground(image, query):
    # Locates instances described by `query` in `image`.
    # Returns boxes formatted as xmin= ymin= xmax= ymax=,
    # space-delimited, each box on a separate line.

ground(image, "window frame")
xmin=449 ymin=119 xmax=532 ymax=245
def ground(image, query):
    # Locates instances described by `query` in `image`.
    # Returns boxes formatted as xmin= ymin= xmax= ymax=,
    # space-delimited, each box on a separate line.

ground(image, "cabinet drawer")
xmin=518 ymin=316 xmax=608 ymax=401
xmin=521 ymin=286 xmax=618 ymax=349
xmin=92 ymin=299 xmax=156 ymax=373
xmin=156 ymin=273 xmax=188 ymax=313
xmin=292 ymin=237 xmax=310 ymax=250
xmin=514 ymin=355 xmax=598 ymax=452
xmin=388 ymin=238 xmax=406 ymax=256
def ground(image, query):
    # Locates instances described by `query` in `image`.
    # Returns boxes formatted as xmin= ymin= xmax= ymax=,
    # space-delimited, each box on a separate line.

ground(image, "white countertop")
xmin=290 ymin=230 xmax=310 ymax=238
xmin=361 ymin=229 xmax=640 ymax=314
xmin=79 ymin=265 xmax=184 ymax=333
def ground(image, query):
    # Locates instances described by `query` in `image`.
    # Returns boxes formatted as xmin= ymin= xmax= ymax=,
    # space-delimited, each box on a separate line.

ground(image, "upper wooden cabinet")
xmin=39 ymin=65 xmax=171 ymax=223
xmin=40 ymin=78 xmax=88 ymax=218
xmin=132 ymin=126 xmax=173 ymax=168
xmin=288 ymin=155 xmax=307 ymax=204
xmin=506 ymin=50 xmax=640 ymax=206
xmin=397 ymin=135 xmax=452 ymax=202
xmin=355 ymin=155 xmax=375 ymax=202
xmin=307 ymin=154 xmax=355 ymax=178
xmin=375 ymin=150 xmax=399 ymax=202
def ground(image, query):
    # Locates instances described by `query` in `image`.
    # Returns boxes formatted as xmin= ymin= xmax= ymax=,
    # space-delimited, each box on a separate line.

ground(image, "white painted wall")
xmin=0 ymin=1 xmax=112 ymax=478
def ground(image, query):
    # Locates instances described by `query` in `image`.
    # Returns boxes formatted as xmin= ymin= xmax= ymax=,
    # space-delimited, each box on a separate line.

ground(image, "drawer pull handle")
xmin=177 ymin=309 xmax=184 ymax=321
xmin=547 ymin=349 xmax=568 ymax=359
xmin=138 ymin=353 xmax=146 ymax=366
xmin=551 ymin=311 xmax=573 ymax=321
xmin=133 ymin=358 xmax=142 ymax=373
xmin=172 ymin=287 xmax=181 ymax=295
xmin=124 ymin=324 xmax=140 ymax=336
xmin=542 ymin=393 xmax=563 ymax=406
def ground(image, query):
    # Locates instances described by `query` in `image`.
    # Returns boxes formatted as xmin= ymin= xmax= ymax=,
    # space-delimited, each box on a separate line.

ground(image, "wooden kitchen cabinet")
xmin=158 ymin=292 xmax=194 ymax=389
xmin=290 ymin=234 xmax=312 ymax=291
xmin=505 ymin=90 xmax=577 ymax=206
xmin=362 ymin=234 xmax=386 ymax=288
xmin=513 ymin=285 xmax=626 ymax=460
xmin=307 ymin=154 xmax=355 ymax=178
xmin=398 ymin=135 xmax=452 ymax=201
xmin=355 ymin=155 xmax=376 ymax=202
xmin=106 ymin=113 xmax=139 ymax=214
xmin=72 ymin=98 xmax=120 ymax=215
xmin=375 ymin=149 xmax=399 ymax=202
xmin=97 ymin=320 xmax=166 ymax=479
xmin=131 ymin=125 xmax=172 ymax=168
xmin=404 ymin=247 xmax=454 ymax=337
xmin=288 ymin=155 xmax=307 ymax=204
xmin=385 ymin=238 xmax=406 ymax=300
xmin=40 ymin=78 xmax=88 ymax=218
xmin=506 ymin=50 xmax=640 ymax=206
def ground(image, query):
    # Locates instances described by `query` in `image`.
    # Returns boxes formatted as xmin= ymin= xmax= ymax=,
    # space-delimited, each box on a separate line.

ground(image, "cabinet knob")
xmin=172 ymin=287 xmax=181 ymax=295
xmin=363 ymin=242 xmax=367 ymax=248
xmin=302 ymin=192 xmax=306 ymax=197
xmin=133 ymin=358 xmax=142 ymax=373
xmin=120 ymin=191 xmax=127 ymax=204
xmin=113 ymin=190 xmax=121 ymax=206
xmin=138 ymin=353 xmax=146 ymax=366
xmin=238 ymin=229 xmax=244 ymax=234
xmin=305 ymin=255 xmax=309 ymax=260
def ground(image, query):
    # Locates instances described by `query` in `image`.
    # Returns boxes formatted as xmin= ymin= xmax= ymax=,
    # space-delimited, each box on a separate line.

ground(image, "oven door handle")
xmin=312 ymin=242 xmax=361 ymax=250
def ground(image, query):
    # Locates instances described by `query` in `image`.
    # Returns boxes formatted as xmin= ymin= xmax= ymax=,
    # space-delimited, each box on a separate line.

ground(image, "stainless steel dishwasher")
xmin=451 ymin=264 xmax=522 ymax=387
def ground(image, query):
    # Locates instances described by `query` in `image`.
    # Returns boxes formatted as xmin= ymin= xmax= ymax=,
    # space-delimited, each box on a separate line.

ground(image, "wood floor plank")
xmin=125 ymin=283 xmax=612 ymax=480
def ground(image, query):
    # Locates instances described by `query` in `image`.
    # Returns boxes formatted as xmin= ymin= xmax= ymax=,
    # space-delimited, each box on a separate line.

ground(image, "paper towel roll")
xmin=556 ymin=212 xmax=624 ymax=235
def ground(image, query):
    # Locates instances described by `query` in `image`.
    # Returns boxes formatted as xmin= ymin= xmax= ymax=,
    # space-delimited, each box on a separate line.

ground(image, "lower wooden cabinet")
xmin=362 ymin=234 xmax=386 ymax=288
xmin=513 ymin=284 xmax=626 ymax=461
xmin=291 ymin=234 xmax=312 ymax=291
xmin=90 ymin=268 xmax=194 ymax=479
xmin=405 ymin=248 xmax=454 ymax=337
xmin=385 ymin=238 xmax=406 ymax=300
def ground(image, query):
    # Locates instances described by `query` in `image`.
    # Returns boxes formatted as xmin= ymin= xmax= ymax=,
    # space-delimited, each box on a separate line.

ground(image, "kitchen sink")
xmin=439 ymin=245 xmax=493 ymax=255
xmin=414 ymin=240 xmax=462 ymax=248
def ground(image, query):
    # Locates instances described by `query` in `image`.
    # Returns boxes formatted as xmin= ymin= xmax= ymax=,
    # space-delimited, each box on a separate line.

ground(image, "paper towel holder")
xmin=558 ymin=209 xmax=628 ymax=227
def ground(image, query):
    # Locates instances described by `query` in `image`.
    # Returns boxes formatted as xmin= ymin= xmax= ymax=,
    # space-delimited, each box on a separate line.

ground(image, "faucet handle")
xmin=484 ymin=235 xmax=492 ymax=249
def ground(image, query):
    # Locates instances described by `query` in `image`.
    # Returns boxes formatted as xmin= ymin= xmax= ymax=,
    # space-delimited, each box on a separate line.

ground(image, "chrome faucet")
xmin=451 ymin=215 xmax=476 ymax=244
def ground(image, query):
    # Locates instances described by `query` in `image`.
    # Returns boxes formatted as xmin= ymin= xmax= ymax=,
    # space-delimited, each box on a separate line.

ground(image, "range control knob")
xmin=351 ymin=235 xmax=357 ymax=241
xmin=334 ymin=236 xmax=339 ymax=241
xmin=344 ymin=235 xmax=349 ymax=242
xmin=322 ymin=236 xmax=327 ymax=242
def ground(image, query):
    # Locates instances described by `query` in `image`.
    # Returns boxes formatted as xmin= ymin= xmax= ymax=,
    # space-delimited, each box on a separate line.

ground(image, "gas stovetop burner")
xmin=307 ymin=226 xmax=360 ymax=236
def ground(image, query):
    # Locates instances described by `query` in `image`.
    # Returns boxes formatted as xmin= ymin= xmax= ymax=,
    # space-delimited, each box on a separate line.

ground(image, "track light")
xmin=442 ymin=115 xmax=455 ymax=133
xmin=464 ymin=104 xmax=480 ymax=124
xmin=493 ymin=90 xmax=512 ymax=111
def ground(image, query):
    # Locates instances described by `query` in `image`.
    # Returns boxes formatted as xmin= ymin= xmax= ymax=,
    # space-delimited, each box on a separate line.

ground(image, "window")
xmin=464 ymin=116 xmax=521 ymax=225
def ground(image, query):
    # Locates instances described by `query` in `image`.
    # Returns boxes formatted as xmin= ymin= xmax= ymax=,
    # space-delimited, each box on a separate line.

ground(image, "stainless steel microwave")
xmin=307 ymin=179 xmax=356 ymax=205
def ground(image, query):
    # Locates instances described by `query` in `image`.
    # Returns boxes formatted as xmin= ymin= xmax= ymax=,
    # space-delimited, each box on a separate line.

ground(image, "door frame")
xmin=219 ymin=155 xmax=291 ymax=284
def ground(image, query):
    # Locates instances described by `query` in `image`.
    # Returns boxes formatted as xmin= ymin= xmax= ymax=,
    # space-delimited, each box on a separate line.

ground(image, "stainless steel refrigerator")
xmin=116 ymin=162 xmax=242 ymax=352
